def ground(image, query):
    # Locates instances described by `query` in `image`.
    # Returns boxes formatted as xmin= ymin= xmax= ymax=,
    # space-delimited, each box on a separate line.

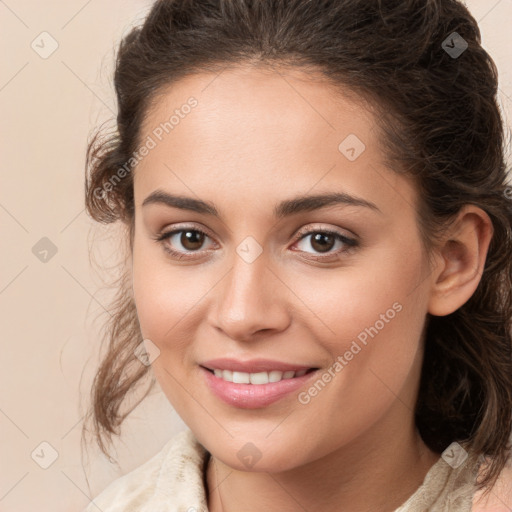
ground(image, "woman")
xmin=82 ymin=0 xmax=512 ymax=510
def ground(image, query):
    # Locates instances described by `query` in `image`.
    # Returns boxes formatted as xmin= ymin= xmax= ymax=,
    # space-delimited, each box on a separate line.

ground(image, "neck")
xmin=206 ymin=414 xmax=439 ymax=512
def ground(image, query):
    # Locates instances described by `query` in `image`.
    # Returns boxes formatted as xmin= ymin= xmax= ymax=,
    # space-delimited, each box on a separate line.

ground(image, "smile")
xmin=206 ymin=367 xmax=315 ymax=384
xmin=200 ymin=366 xmax=320 ymax=409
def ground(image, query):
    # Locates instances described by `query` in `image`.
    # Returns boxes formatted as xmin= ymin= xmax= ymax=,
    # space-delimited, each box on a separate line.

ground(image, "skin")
xmin=130 ymin=63 xmax=493 ymax=512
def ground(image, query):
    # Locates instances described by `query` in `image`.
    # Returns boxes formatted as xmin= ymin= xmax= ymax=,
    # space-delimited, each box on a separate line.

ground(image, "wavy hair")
xmin=82 ymin=0 xmax=512 ymax=490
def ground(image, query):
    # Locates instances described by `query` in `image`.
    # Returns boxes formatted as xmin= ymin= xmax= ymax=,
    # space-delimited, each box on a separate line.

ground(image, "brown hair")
xmin=83 ymin=0 xmax=512 ymax=491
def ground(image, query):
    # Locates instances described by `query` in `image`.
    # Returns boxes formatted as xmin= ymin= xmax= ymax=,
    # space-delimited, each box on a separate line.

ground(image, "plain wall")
xmin=1 ymin=1 xmax=511 ymax=510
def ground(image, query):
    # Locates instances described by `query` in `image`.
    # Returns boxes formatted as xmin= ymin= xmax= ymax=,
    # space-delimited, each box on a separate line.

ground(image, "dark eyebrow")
xmin=274 ymin=192 xmax=380 ymax=218
xmin=142 ymin=190 xmax=381 ymax=218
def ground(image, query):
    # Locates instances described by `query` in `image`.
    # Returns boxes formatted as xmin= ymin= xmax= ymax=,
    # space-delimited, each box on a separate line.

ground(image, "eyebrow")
xmin=142 ymin=189 xmax=381 ymax=218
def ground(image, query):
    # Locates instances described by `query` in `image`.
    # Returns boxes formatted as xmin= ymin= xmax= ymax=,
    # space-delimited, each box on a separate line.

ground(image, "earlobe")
xmin=427 ymin=206 xmax=493 ymax=317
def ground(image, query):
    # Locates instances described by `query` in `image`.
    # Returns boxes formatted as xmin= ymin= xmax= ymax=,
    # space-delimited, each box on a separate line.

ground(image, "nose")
xmin=209 ymin=250 xmax=291 ymax=342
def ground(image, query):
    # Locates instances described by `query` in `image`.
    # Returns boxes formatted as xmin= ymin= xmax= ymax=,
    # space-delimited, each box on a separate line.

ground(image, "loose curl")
xmin=82 ymin=0 xmax=512 ymax=491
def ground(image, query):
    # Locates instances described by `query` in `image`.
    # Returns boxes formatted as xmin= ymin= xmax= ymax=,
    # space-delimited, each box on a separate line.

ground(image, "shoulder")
xmin=83 ymin=429 xmax=209 ymax=512
xmin=472 ymin=461 xmax=512 ymax=511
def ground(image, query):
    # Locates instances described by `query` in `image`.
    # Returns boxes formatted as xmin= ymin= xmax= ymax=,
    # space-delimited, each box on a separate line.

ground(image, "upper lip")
xmin=201 ymin=358 xmax=316 ymax=373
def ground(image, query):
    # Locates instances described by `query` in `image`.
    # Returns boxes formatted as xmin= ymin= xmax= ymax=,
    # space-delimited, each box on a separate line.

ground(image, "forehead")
xmin=134 ymin=64 xmax=417 ymax=217
xmin=140 ymin=63 xmax=375 ymax=153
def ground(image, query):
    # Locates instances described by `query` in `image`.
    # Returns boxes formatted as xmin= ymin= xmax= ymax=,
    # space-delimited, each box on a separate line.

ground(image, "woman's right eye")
xmin=156 ymin=227 xmax=216 ymax=259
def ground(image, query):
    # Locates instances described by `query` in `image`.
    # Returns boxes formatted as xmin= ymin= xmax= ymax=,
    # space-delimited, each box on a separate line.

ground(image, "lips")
xmin=200 ymin=365 xmax=320 ymax=408
xmin=200 ymin=357 xmax=317 ymax=373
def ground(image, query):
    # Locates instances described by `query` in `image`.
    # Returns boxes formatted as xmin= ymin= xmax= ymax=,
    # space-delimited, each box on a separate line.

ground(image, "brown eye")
xmin=293 ymin=228 xmax=358 ymax=260
xmin=156 ymin=227 xmax=215 ymax=258
xmin=180 ymin=230 xmax=205 ymax=251
xmin=309 ymin=233 xmax=336 ymax=253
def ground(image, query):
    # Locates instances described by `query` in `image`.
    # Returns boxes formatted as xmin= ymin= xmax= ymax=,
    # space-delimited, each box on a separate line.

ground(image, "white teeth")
xmin=232 ymin=371 xmax=250 ymax=384
xmin=268 ymin=370 xmax=283 ymax=382
xmin=249 ymin=372 xmax=269 ymax=385
xmin=210 ymin=368 xmax=311 ymax=384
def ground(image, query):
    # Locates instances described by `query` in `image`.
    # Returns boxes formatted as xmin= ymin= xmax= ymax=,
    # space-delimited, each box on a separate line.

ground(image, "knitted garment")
xmin=84 ymin=429 xmax=480 ymax=512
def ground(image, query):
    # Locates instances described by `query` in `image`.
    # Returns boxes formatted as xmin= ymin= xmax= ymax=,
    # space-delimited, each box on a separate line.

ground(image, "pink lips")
xmin=200 ymin=357 xmax=313 ymax=373
xmin=199 ymin=358 xmax=319 ymax=409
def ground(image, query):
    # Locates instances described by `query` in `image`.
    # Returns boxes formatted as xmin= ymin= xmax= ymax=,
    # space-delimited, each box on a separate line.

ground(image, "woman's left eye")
xmin=292 ymin=229 xmax=358 ymax=260
xmin=155 ymin=226 xmax=358 ymax=261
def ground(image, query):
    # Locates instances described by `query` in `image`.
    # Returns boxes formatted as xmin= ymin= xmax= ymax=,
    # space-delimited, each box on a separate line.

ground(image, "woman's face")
xmin=131 ymin=64 xmax=434 ymax=471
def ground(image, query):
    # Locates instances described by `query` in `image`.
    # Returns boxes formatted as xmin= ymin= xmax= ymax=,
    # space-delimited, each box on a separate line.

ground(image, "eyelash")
xmin=154 ymin=224 xmax=359 ymax=262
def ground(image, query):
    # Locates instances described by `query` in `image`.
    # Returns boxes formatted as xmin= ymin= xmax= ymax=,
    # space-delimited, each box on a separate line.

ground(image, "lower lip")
xmin=200 ymin=366 xmax=319 ymax=409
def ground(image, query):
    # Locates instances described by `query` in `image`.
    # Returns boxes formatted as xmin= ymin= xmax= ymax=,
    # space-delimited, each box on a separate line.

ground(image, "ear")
xmin=428 ymin=205 xmax=493 ymax=317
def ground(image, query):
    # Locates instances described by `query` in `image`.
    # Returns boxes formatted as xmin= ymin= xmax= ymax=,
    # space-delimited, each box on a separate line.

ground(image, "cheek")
xmin=293 ymin=237 xmax=427 ymax=353
xmin=291 ymin=238 xmax=428 ymax=410
xmin=132 ymin=240 xmax=193 ymax=342
xmin=131 ymin=237 xmax=217 ymax=378
xmin=131 ymin=244 xmax=202 ymax=408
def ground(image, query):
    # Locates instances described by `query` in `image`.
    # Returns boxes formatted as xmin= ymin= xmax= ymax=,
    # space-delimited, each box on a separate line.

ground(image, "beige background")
xmin=1 ymin=1 xmax=511 ymax=511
